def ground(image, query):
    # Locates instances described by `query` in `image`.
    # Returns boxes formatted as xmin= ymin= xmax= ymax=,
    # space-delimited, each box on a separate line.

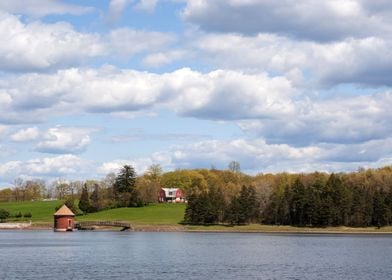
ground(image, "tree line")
xmin=1 ymin=163 xmax=392 ymax=227
xmin=184 ymin=166 xmax=392 ymax=227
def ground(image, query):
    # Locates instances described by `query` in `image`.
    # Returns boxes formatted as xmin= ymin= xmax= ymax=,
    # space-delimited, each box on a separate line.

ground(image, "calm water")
xmin=1 ymin=231 xmax=391 ymax=280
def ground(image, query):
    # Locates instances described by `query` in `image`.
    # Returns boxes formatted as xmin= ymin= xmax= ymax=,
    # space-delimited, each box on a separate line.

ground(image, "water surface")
xmin=1 ymin=231 xmax=391 ymax=279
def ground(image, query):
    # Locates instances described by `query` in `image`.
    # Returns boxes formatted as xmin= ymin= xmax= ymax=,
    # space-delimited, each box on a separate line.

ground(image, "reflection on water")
xmin=1 ymin=231 xmax=392 ymax=280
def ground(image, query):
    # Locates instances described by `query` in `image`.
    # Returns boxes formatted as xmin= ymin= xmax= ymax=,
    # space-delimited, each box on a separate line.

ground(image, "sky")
xmin=0 ymin=0 xmax=391 ymax=186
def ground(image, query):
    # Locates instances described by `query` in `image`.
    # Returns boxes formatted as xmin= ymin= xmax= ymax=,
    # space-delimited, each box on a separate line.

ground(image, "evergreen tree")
xmin=78 ymin=185 xmax=91 ymax=213
xmin=114 ymin=165 xmax=136 ymax=193
xmin=64 ymin=198 xmax=78 ymax=215
xmin=290 ymin=178 xmax=306 ymax=226
xmin=113 ymin=165 xmax=141 ymax=207
xmin=373 ymin=189 xmax=390 ymax=227
xmin=225 ymin=195 xmax=241 ymax=225
xmin=90 ymin=184 xmax=102 ymax=212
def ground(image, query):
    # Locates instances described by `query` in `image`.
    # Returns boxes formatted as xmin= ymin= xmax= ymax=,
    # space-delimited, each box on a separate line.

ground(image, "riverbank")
xmin=2 ymin=222 xmax=392 ymax=234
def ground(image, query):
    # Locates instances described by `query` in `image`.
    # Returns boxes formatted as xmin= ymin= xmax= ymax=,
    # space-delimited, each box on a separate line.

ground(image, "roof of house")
xmin=54 ymin=205 xmax=75 ymax=216
xmin=161 ymin=188 xmax=181 ymax=197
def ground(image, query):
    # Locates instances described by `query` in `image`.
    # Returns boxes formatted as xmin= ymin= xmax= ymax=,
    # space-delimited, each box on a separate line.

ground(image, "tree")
xmin=145 ymin=164 xmax=163 ymax=181
xmin=0 ymin=209 xmax=10 ymax=222
xmin=228 ymin=161 xmax=241 ymax=173
xmin=113 ymin=165 xmax=141 ymax=207
xmin=114 ymin=165 xmax=137 ymax=194
xmin=90 ymin=184 xmax=103 ymax=212
xmin=64 ymin=198 xmax=78 ymax=215
xmin=78 ymin=185 xmax=91 ymax=213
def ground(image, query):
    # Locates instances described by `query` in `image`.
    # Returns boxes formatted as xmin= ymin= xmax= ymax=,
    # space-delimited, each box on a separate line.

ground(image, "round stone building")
xmin=53 ymin=205 xmax=75 ymax=232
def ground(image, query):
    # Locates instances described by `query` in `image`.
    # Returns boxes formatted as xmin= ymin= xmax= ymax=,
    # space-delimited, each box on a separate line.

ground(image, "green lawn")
xmin=78 ymin=203 xmax=186 ymax=225
xmin=0 ymin=200 xmax=63 ymax=222
xmin=0 ymin=200 xmax=186 ymax=225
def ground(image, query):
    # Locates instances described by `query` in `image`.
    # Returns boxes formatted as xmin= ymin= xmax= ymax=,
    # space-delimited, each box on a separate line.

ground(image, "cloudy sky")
xmin=0 ymin=0 xmax=391 ymax=185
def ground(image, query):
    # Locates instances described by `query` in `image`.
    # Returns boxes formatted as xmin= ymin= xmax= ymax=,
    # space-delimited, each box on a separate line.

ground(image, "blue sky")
xmin=0 ymin=0 xmax=391 ymax=186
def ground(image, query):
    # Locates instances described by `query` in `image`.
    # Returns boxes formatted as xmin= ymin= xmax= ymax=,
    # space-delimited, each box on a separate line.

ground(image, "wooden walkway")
xmin=75 ymin=221 xmax=134 ymax=231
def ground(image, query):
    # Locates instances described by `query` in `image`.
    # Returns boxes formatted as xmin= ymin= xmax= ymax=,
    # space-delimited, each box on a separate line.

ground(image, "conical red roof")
xmin=54 ymin=204 xmax=75 ymax=216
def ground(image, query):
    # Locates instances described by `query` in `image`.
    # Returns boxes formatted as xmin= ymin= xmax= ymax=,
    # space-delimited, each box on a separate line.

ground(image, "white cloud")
xmin=1 ymin=67 xmax=390 ymax=146
xmin=97 ymin=152 xmax=172 ymax=175
xmin=10 ymin=127 xmax=39 ymax=142
xmin=0 ymin=154 xmax=89 ymax=183
xmin=237 ymin=90 xmax=392 ymax=145
xmin=0 ymin=13 xmax=178 ymax=72
xmin=98 ymin=137 xmax=392 ymax=175
xmin=142 ymin=50 xmax=187 ymax=67
xmin=35 ymin=127 xmax=95 ymax=154
xmin=182 ymin=0 xmax=392 ymax=41
xmin=0 ymin=12 xmax=103 ymax=71
xmin=194 ymin=33 xmax=392 ymax=87
xmin=0 ymin=0 xmax=92 ymax=17
xmin=108 ymin=28 xmax=176 ymax=57
xmin=134 ymin=0 xmax=159 ymax=12
xmin=107 ymin=0 xmax=132 ymax=23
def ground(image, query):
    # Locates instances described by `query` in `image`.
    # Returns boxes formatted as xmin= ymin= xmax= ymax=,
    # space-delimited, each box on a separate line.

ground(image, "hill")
xmin=0 ymin=200 xmax=186 ymax=225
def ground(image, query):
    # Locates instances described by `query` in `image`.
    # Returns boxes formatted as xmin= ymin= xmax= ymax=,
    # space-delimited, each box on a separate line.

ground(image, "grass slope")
xmin=0 ymin=200 xmax=63 ymax=222
xmin=78 ymin=203 xmax=186 ymax=225
xmin=0 ymin=201 xmax=186 ymax=225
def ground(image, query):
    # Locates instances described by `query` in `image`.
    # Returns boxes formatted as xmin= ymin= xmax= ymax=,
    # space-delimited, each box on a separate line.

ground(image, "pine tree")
xmin=78 ymin=185 xmax=91 ymax=213
xmin=64 ymin=198 xmax=78 ymax=215
xmin=90 ymin=184 xmax=102 ymax=212
xmin=113 ymin=165 xmax=140 ymax=207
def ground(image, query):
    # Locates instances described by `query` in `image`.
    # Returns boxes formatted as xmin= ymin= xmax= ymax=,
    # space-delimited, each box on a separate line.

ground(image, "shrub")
xmin=15 ymin=212 xmax=22 ymax=218
xmin=0 ymin=209 xmax=10 ymax=222
xmin=23 ymin=212 xmax=32 ymax=218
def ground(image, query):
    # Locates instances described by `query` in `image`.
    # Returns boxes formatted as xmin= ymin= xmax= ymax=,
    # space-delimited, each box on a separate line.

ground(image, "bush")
xmin=15 ymin=211 xmax=22 ymax=218
xmin=23 ymin=212 xmax=32 ymax=218
xmin=0 ymin=209 xmax=10 ymax=222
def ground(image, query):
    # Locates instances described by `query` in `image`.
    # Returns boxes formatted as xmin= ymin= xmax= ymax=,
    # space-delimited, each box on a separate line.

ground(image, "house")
xmin=53 ymin=204 xmax=75 ymax=232
xmin=159 ymin=188 xmax=185 ymax=203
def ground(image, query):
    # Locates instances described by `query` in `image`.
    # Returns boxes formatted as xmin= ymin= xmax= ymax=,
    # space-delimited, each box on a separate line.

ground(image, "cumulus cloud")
xmin=0 ymin=13 xmax=178 ymax=72
xmin=142 ymin=50 xmax=188 ymax=67
xmin=0 ymin=154 xmax=89 ymax=183
xmin=108 ymin=28 xmax=176 ymax=57
xmin=195 ymin=33 xmax=392 ymax=87
xmin=237 ymin=91 xmax=392 ymax=145
xmin=35 ymin=127 xmax=95 ymax=154
xmin=0 ymin=0 xmax=92 ymax=17
xmin=99 ymin=137 xmax=392 ymax=175
xmin=182 ymin=0 xmax=392 ymax=41
xmin=97 ymin=152 xmax=172 ymax=175
xmin=0 ymin=12 xmax=103 ymax=71
xmin=10 ymin=127 xmax=39 ymax=142
xmin=1 ymin=67 xmax=390 ymax=146
xmin=0 ymin=67 xmax=295 ymax=122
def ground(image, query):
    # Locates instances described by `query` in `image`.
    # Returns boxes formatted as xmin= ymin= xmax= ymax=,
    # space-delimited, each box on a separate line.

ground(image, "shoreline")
xmin=2 ymin=223 xmax=392 ymax=234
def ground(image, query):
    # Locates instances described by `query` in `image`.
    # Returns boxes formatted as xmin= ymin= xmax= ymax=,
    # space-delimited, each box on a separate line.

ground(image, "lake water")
xmin=1 ymin=231 xmax=391 ymax=280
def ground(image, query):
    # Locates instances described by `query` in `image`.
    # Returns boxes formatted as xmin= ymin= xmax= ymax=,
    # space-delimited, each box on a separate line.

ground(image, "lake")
xmin=1 ymin=231 xmax=391 ymax=279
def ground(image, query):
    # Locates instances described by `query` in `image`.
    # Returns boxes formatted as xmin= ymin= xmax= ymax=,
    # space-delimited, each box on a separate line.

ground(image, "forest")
xmin=1 ymin=163 xmax=392 ymax=227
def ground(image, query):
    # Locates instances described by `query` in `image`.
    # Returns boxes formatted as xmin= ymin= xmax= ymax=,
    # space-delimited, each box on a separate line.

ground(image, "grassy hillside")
xmin=0 ymin=200 xmax=63 ymax=222
xmin=0 ymin=201 xmax=186 ymax=225
xmin=78 ymin=203 xmax=186 ymax=225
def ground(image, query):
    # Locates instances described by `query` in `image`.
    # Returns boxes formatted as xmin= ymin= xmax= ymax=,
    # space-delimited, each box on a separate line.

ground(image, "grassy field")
xmin=0 ymin=200 xmax=63 ymax=222
xmin=1 ymin=201 xmax=392 ymax=233
xmin=0 ymin=200 xmax=186 ymax=225
xmin=78 ymin=203 xmax=186 ymax=225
